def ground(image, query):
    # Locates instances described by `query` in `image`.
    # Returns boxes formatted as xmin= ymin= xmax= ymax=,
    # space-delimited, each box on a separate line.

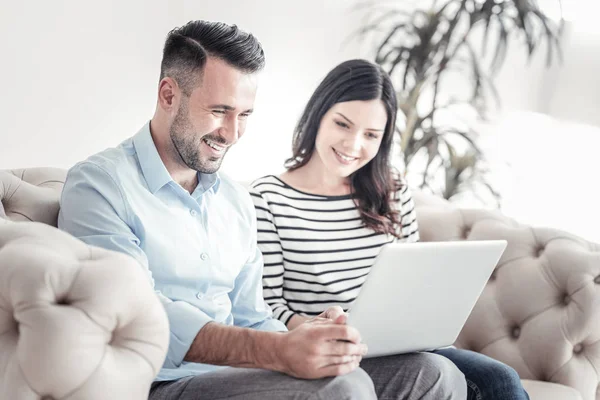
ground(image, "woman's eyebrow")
xmin=336 ymin=112 xmax=384 ymax=132
xmin=335 ymin=112 xmax=354 ymax=125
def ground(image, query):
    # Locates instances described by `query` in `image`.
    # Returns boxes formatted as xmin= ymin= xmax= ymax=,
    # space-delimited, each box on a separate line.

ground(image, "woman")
xmin=250 ymin=59 xmax=529 ymax=400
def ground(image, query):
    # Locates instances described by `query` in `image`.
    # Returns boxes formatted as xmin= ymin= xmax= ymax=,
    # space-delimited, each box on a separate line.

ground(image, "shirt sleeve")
xmin=397 ymin=183 xmax=420 ymax=243
xmin=58 ymin=161 xmax=212 ymax=368
xmin=228 ymin=190 xmax=287 ymax=332
xmin=248 ymin=186 xmax=296 ymax=326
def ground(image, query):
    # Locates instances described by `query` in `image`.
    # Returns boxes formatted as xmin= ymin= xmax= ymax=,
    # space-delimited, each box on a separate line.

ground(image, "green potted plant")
xmin=355 ymin=0 xmax=563 ymax=206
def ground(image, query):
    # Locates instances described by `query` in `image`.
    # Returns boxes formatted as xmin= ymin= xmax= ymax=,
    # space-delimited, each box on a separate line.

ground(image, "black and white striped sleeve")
xmin=397 ymin=184 xmax=420 ymax=243
xmin=249 ymin=185 xmax=295 ymax=324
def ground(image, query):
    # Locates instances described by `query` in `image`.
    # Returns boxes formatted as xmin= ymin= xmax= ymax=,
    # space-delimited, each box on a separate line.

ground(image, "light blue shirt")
xmin=58 ymin=122 xmax=286 ymax=381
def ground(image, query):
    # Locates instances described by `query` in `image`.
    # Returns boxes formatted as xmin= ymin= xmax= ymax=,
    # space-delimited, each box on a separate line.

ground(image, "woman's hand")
xmin=287 ymin=305 xmax=348 ymax=330
xmin=316 ymin=306 xmax=348 ymax=324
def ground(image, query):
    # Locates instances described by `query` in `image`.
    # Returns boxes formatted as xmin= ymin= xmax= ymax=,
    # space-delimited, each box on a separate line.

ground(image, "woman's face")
xmin=313 ymin=99 xmax=387 ymax=178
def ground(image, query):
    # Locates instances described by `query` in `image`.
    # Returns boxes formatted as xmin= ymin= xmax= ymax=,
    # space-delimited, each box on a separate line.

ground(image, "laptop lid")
xmin=346 ymin=240 xmax=507 ymax=358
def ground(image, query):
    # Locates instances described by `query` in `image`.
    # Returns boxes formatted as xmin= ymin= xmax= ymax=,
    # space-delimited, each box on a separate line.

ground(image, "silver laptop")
xmin=346 ymin=240 xmax=507 ymax=358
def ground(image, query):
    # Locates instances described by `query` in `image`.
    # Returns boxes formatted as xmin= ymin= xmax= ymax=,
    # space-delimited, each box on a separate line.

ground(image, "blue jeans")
xmin=434 ymin=348 xmax=530 ymax=400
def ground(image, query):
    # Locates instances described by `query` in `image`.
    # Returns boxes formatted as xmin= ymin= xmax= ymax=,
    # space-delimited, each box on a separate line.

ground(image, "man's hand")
xmin=185 ymin=306 xmax=366 ymax=380
xmin=273 ymin=315 xmax=368 ymax=379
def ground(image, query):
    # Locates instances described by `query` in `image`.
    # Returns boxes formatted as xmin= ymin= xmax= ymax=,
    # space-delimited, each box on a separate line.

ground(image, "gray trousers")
xmin=149 ymin=352 xmax=467 ymax=400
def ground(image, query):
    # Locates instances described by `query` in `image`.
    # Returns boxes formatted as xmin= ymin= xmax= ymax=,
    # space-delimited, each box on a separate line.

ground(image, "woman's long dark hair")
xmin=285 ymin=59 xmax=403 ymax=238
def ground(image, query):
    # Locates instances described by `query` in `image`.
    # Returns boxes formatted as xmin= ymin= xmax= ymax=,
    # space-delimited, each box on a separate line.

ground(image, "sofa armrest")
xmin=0 ymin=221 xmax=169 ymax=400
xmin=415 ymin=202 xmax=600 ymax=400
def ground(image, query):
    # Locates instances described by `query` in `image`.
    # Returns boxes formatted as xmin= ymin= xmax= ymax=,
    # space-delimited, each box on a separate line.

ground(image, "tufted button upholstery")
xmin=0 ymin=169 xmax=170 ymax=399
xmin=511 ymin=326 xmax=521 ymax=339
xmin=0 ymin=168 xmax=66 ymax=226
xmin=461 ymin=226 xmax=471 ymax=239
xmin=415 ymin=191 xmax=600 ymax=400
xmin=0 ymin=221 xmax=169 ymax=399
xmin=535 ymin=245 xmax=545 ymax=257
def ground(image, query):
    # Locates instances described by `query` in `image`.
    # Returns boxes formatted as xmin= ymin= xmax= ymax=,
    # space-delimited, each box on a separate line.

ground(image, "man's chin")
xmin=185 ymin=150 xmax=227 ymax=174
xmin=196 ymin=160 xmax=223 ymax=174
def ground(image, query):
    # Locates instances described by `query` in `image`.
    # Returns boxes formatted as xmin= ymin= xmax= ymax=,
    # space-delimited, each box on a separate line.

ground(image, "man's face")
xmin=169 ymin=57 xmax=258 ymax=174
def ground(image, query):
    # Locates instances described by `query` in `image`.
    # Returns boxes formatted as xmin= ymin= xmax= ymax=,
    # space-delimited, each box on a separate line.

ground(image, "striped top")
xmin=249 ymin=175 xmax=419 ymax=325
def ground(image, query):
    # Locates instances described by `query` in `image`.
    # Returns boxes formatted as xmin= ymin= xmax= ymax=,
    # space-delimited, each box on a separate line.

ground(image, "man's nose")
xmin=219 ymin=115 xmax=239 ymax=145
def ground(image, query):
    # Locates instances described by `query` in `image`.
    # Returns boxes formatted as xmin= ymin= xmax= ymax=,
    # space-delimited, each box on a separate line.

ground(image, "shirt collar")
xmin=133 ymin=121 xmax=221 ymax=195
xmin=196 ymin=171 xmax=221 ymax=196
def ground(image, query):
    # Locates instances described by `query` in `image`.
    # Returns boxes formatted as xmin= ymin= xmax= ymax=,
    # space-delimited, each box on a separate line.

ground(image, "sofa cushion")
xmin=522 ymin=379 xmax=583 ymax=400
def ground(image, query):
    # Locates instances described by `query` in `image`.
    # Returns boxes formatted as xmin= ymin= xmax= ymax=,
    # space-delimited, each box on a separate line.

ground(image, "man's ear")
xmin=157 ymin=77 xmax=179 ymax=114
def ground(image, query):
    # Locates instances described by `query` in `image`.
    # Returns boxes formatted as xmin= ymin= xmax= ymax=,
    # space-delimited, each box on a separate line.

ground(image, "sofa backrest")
xmin=0 ymin=168 xmax=66 ymax=226
xmin=0 ymin=168 xmax=459 ymax=227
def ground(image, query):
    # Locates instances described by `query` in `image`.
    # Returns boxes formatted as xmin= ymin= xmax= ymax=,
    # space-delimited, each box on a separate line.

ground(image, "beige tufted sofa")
xmin=0 ymin=168 xmax=170 ymax=400
xmin=414 ymin=192 xmax=600 ymax=400
xmin=1 ymin=168 xmax=598 ymax=400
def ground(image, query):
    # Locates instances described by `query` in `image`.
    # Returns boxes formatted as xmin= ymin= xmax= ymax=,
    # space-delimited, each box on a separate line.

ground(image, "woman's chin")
xmin=328 ymin=165 xmax=359 ymax=179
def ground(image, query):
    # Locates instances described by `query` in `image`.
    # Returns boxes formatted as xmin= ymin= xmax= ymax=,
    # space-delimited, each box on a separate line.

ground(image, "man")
xmin=58 ymin=20 xmax=466 ymax=399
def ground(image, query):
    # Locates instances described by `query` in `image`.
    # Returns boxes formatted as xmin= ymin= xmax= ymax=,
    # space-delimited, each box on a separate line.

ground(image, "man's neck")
xmin=149 ymin=118 xmax=198 ymax=194
xmin=174 ymin=172 xmax=199 ymax=194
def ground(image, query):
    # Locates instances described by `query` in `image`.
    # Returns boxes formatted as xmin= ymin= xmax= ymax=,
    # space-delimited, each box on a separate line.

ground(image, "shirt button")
xmin=200 ymin=253 xmax=209 ymax=261
xmin=196 ymin=292 xmax=203 ymax=300
xmin=190 ymin=209 xmax=197 ymax=217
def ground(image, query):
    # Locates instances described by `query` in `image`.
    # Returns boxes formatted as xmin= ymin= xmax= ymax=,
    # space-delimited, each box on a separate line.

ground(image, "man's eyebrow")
xmin=208 ymin=104 xmax=254 ymax=113
xmin=336 ymin=112 xmax=384 ymax=132
xmin=208 ymin=104 xmax=235 ymax=111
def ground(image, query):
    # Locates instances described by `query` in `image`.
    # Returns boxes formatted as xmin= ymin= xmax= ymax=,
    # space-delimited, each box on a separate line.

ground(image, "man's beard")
xmin=169 ymin=101 xmax=228 ymax=174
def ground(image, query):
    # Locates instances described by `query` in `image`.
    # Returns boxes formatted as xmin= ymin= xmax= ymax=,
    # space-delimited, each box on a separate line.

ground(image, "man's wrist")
xmin=250 ymin=329 xmax=287 ymax=373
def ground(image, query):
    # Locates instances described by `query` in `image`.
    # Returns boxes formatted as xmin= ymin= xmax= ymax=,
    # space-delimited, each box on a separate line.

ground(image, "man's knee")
xmin=321 ymin=368 xmax=377 ymax=400
xmin=419 ymin=353 xmax=467 ymax=399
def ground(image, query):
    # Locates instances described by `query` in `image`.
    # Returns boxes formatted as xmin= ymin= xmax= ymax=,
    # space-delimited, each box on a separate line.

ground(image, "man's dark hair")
xmin=160 ymin=20 xmax=265 ymax=95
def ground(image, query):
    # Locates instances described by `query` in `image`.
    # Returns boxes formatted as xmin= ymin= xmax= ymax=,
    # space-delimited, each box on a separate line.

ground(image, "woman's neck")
xmin=281 ymin=158 xmax=351 ymax=196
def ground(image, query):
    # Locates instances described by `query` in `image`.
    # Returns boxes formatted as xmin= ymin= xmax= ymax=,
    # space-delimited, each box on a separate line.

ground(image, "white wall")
xmin=480 ymin=3 xmax=600 ymax=122
xmin=489 ymin=19 xmax=600 ymax=127
xmin=542 ymin=23 xmax=600 ymax=126
xmin=479 ymin=111 xmax=600 ymax=244
xmin=478 ymin=10 xmax=600 ymax=243
xmin=0 ymin=0 xmax=364 ymax=183
xmin=0 ymin=0 xmax=179 ymax=170
xmin=1 ymin=0 xmax=598 ymax=242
